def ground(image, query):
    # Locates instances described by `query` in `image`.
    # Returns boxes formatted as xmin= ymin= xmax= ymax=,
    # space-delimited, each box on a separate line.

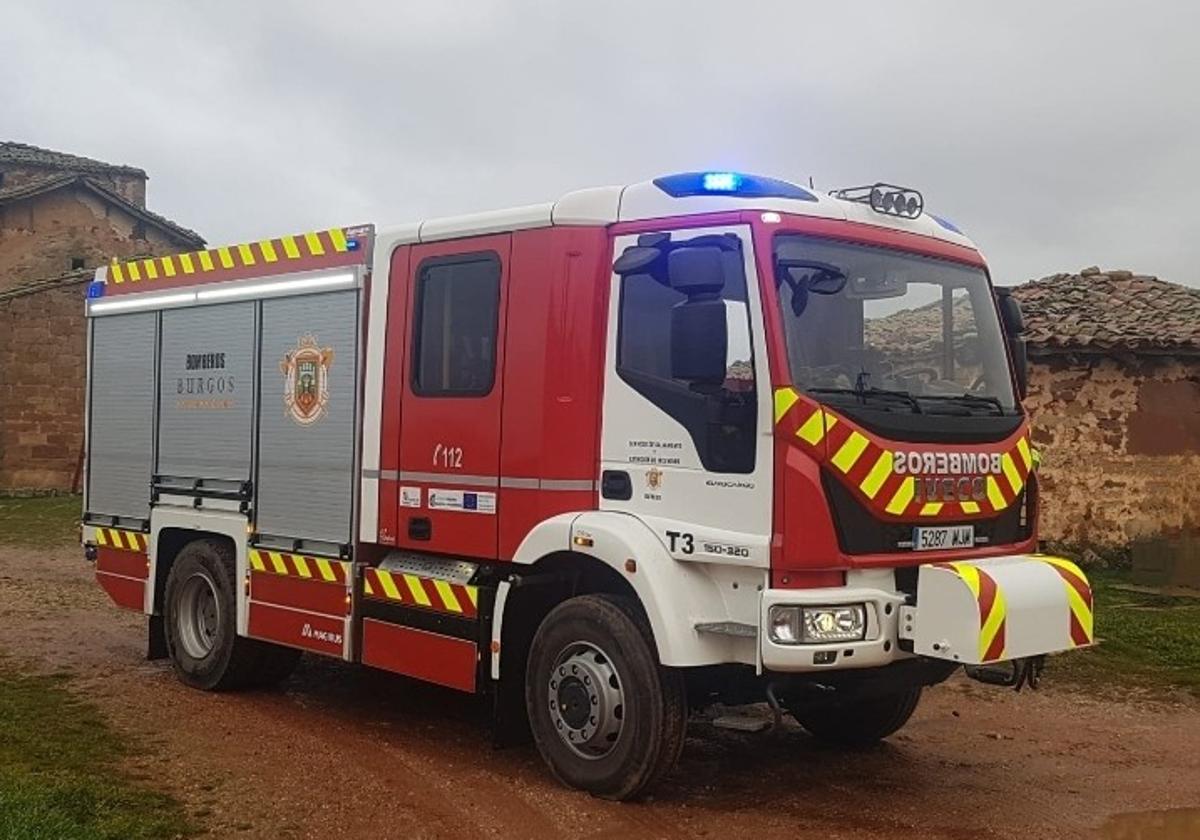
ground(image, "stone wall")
xmin=0 ymin=282 xmax=88 ymax=490
xmin=1026 ymin=354 xmax=1200 ymax=549
xmin=0 ymin=187 xmax=178 ymax=294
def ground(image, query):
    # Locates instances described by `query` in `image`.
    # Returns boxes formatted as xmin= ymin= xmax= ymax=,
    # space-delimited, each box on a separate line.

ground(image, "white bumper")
xmin=759 ymin=555 xmax=1094 ymax=672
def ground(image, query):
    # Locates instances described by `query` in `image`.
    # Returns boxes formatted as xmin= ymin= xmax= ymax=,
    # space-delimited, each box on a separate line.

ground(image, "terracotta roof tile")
xmin=0 ymin=140 xmax=146 ymax=177
xmin=1011 ymin=269 xmax=1200 ymax=355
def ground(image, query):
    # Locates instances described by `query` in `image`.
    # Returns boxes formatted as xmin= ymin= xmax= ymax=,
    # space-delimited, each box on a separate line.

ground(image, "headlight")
xmin=768 ymin=604 xmax=867 ymax=644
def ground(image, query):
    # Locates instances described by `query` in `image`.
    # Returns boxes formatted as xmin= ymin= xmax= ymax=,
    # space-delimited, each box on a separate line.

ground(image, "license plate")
xmin=912 ymin=525 xmax=974 ymax=551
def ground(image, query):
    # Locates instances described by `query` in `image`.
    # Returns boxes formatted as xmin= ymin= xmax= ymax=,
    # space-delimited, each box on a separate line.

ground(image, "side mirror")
xmin=667 ymin=246 xmax=726 ymax=295
xmin=613 ymin=246 xmax=661 ymax=276
xmin=995 ymin=288 xmax=1025 ymax=335
xmin=670 ymin=299 xmax=727 ymax=384
xmin=994 ymin=288 xmax=1028 ymax=399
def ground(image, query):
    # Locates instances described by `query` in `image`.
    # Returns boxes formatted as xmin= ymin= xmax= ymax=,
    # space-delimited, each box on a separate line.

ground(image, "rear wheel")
xmin=789 ymin=687 xmax=922 ymax=746
xmin=525 ymin=594 xmax=687 ymax=800
xmin=163 ymin=539 xmax=264 ymax=691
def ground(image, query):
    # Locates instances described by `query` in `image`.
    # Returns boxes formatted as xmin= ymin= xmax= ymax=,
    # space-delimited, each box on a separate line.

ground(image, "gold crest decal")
xmin=280 ymin=334 xmax=334 ymax=425
xmin=646 ymin=467 xmax=663 ymax=491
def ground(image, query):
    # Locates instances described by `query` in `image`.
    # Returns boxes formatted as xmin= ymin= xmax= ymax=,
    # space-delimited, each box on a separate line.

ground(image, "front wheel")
xmin=789 ymin=687 xmax=922 ymax=746
xmin=525 ymin=594 xmax=687 ymax=800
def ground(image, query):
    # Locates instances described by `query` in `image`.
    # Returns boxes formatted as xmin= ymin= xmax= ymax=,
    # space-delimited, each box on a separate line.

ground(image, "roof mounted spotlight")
xmin=831 ymin=183 xmax=924 ymax=219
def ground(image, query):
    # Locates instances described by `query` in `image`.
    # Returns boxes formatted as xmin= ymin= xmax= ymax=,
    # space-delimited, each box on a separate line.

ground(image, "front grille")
xmin=822 ymin=469 xmax=1032 ymax=555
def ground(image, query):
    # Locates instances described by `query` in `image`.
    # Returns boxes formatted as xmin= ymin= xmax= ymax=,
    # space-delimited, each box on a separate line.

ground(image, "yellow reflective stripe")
xmin=1016 ymin=436 xmax=1033 ymax=471
xmin=249 ymin=551 xmax=266 ymax=572
xmin=860 ymin=451 xmax=893 ymax=499
xmin=796 ymin=409 xmax=825 ymax=445
xmin=363 ymin=577 xmax=375 ymax=596
xmin=433 ymin=579 xmax=461 ymax=613
xmin=259 ymin=240 xmax=278 ymax=263
xmin=292 ymin=555 xmax=312 ymax=579
xmin=328 ymin=227 xmax=348 ymax=252
xmin=831 ymin=431 xmax=869 ymax=473
xmin=1001 ymin=452 xmax=1023 ymax=496
xmin=110 ymin=262 xmax=124 ymax=283
xmin=237 ymin=243 xmax=256 ymax=266
xmin=315 ymin=558 xmax=337 ymax=582
xmin=179 ymin=253 xmax=195 ymax=274
xmin=950 ymin=562 xmax=982 ymax=599
xmin=94 ymin=527 xmax=107 ymax=546
xmin=773 ymin=387 xmax=800 ymax=424
xmin=109 ymin=529 xmax=125 ymax=549
xmin=960 ymin=501 xmax=981 ymax=515
xmin=377 ymin=570 xmax=402 ymax=600
xmin=919 ymin=502 xmax=944 ymax=516
xmin=823 ymin=412 xmax=838 ymax=430
xmin=269 ymin=552 xmax=288 ymax=575
xmin=885 ymin=477 xmax=915 ymax=515
xmin=303 ymin=232 xmax=325 ymax=256
xmin=986 ymin=475 xmax=1006 ymax=509
xmin=281 ymin=235 xmax=301 ymax=259
xmin=142 ymin=259 xmax=158 ymax=280
xmin=198 ymin=251 xmax=214 ymax=271
xmin=161 ymin=256 xmax=176 ymax=277
xmin=980 ymin=593 xmax=1007 ymax=660
xmin=126 ymin=261 xmax=142 ymax=282
xmin=1062 ymin=584 xmax=1094 ymax=640
xmin=404 ymin=574 xmax=432 ymax=606
xmin=217 ymin=247 xmax=234 ymax=269
xmin=465 ymin=586 xmax=478 ymax=607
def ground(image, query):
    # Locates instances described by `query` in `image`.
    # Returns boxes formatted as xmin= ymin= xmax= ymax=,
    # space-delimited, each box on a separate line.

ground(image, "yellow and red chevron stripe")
xmin=1034 ymin=555 xmax=1094 ymax=647
xmin=774 ymin=386 xmax=1033 ymax=520
xmin=248 ymin=549 xmax=350 ymax=584
xmin=934 ymin=561 xmax=1008 ymax=662
xmin=105 ymin=225 xmax=365 ymax=292
xmin=93 ymin=528 xmax=148 ymax=552
xmin=363 ymin=567 xmax=478 ymax=619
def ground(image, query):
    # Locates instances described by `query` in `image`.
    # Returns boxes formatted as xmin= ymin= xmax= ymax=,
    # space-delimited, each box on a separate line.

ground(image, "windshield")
xmin=773 ymin=234 xmax=1017 ymax=415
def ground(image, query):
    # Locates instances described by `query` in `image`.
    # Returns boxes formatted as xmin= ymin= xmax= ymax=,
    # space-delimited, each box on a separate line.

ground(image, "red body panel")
xmin=377 ymin=244 xmax=412 ymax=546
xmin=95 ymin=546 xmax=149 ymax=579
xmin=360 ymin=619 xmax=477 ymax=692
xmin=96 ymin=572 xmax=145 ymax=611
xmin=247 ymin=602 xmax=345 ymax=657
xmin=250 ymin=571 xmax=348 ymax=616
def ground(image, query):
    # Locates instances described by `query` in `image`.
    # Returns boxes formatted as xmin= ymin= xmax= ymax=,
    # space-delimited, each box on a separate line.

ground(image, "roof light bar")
xmin=88 ymin=291 xmax=197 ymax=314
xmin=87 ymin=270 xmax=358 ymax=316
xmin=832 ymin=183 xmax=924 ymax=219
xmin=654 ymin=172 xmax=818 ymax=201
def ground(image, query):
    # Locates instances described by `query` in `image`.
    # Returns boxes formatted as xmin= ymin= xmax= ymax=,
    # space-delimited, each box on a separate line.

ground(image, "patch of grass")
xmin=0 ymin=494 xmax=81 ymax=547
xmin=1051 ymin=570 xmax=1200 ymax=696
xmin=0 ymin=663 xmax=195 ymax=839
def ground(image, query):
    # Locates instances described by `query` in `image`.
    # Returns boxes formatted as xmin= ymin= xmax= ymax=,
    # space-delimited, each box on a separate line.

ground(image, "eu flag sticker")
xmin=463 ymin=493 xmax=478 ymax=511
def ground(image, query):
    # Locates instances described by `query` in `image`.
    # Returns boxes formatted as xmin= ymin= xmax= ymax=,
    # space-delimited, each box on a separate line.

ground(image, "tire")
xmin=790 ymin=687 xmax=922 ymax=747
xmin=525 ymin=594 xmax=687 ymax=801
xmin=163 ymin=538 xmax=263 ymax=691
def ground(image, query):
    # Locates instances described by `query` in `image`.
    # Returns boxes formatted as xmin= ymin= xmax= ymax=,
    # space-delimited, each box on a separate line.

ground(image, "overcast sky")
xmin=4 ymin=1 xmax=1198 ymax=287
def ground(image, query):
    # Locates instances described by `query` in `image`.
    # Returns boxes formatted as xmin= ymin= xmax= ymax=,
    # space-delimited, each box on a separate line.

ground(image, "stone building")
xmin=0 ymin=141 xmax=204 ymax=491
xmin=1013 ymin=269 xmax=1200 ymax=551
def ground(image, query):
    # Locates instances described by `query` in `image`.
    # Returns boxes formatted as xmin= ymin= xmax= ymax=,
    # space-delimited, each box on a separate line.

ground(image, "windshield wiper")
xmin=916 ymin=393 xmax=1006 ymax=416
xmin=807 ymin=386 xmax=923 ymax=414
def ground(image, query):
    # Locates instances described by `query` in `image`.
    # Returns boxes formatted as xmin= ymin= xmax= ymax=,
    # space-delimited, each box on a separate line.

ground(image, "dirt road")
xmin=2 ymin=544 xmax=1198 ymax=839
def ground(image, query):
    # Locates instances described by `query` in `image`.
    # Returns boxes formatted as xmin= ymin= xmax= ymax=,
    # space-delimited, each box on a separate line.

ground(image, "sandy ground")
xmin=1 ymin=544 xmax=1198 ymax=840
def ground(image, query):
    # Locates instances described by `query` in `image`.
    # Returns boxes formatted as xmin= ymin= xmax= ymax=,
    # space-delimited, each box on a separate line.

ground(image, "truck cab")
xmin=82 ymin=171 xmax=1092 ymax=801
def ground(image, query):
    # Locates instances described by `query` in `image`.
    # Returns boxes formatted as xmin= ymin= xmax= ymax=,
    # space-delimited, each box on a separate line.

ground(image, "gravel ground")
xmin=1 ymin=543 xmax=1198 ymax=839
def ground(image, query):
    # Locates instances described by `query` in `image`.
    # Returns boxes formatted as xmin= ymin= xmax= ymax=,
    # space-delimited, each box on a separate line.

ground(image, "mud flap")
xmin=899 ymin=555 xmax=1093 ymax=666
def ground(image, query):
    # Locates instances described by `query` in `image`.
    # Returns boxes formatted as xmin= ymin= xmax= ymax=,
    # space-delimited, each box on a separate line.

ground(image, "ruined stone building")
xmin=0 ymin=141 xmax=204 ymax=490
xmin=1013 ymin=269 xmax=1200 ymax=550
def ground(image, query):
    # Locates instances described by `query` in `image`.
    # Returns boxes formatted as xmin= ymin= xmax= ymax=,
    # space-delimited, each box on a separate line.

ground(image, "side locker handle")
xmin=601 ymin=470 xmax=632 ymax=501
xmin=408 ymin=517 xmax=432 ymax=541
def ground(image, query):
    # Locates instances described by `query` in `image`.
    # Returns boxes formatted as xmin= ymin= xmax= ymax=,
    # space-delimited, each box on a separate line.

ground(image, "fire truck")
xmin=82 ymin=171 xmax=1094 ymax=799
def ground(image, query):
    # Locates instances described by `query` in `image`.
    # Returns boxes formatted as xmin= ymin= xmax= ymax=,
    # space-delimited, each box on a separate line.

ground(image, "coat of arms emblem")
xmin=280 ymin=334 xmax=334 ymax=425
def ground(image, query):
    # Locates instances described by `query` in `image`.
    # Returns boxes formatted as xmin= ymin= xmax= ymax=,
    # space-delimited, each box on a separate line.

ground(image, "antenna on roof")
xmin=809 ymin=176 xmax=815 ymax=189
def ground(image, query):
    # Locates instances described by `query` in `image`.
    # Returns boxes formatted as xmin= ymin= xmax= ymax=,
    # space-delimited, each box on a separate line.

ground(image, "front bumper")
xmin=759 ymin=554 xmax=1094 ymax=673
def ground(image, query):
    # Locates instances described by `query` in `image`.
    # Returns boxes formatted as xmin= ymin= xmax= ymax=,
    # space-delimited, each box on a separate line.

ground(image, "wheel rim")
xmin=547 ymin=641 xmax=625 ymax=760
xmin=176 ymin=571 xmax=220 ymax=659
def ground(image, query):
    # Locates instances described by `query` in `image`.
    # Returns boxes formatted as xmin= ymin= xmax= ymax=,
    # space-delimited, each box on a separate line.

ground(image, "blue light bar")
xmin=654 ymin=171 xmax=817 ymax=201
xmin=702 ymin=172 xmax=742 ymax=192
xmin=86 ymin=280 xmax=106 ymax=299
xmin=931 ymin=214 xmax=965 ymax=235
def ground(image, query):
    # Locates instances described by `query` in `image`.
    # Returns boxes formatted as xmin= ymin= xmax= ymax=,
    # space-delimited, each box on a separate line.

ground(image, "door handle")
xmin=601 ymin=470 xmax=632 ymax=501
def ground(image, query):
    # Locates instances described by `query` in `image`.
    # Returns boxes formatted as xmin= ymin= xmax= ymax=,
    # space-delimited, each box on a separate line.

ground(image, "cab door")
xmin=396 ymin=235 xmax=509 ymax=558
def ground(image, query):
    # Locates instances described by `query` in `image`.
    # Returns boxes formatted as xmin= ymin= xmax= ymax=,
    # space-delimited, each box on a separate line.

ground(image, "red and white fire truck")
xmin=82 ymin=171 xmax=1094 ymax=799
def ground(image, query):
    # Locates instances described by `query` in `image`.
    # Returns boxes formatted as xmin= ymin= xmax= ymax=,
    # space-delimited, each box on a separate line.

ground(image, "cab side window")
xmin=616 ymin=239 xmax=757 ymax=473
xmin=411 ymin=253 xmax=500 ymax=396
